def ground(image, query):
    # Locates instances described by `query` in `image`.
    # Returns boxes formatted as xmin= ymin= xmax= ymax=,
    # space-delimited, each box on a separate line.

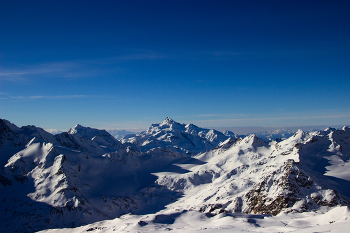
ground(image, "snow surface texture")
xmin=1 ymin=118 xmax=350 ymax=232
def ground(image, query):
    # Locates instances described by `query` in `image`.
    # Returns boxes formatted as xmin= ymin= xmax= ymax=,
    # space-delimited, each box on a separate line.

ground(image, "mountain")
xmin=66 ymin=124 xmax=124 ymax=151
xmin=1 ymin=118 xmax=350 ymax=232
xmin=107 ymin=129 xmax=138 ymax=139
xmin=252 ymin=128 xmax=298 ymax=142
xmin=156 ymin=128 xmax=350 ymax=216
xmin=45 ymin=129 xmax=64 ymax=135
xmin=0 ymin=119 xmax=58 ymax=167
xmin=223 ymin=130 xmax=236 ymax=138
xmin=121 ymin=117 xmax=232 ymax=155
xmin=0 ymin=118 xmax=204 ymax=231
xmin=0 ymin=136 xmax=184 ymax=232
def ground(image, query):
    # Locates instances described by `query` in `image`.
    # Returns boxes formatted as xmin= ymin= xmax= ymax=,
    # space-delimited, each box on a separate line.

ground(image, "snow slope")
xmin=37 ymin=206 xmax=350 ymax=233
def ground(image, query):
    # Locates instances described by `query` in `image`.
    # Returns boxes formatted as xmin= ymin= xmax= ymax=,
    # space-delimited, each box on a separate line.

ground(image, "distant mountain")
xmin=107 ymin=129 xmax=138 ymax=139
xmin=67 ymin=124 xmax=124 ymax=150
xmin=223 ymin=130 xmax=236 ymax=137
xmin=121 ymin=117 xmax=233 ymax=155
xmin=231 ymin=128 xmax=325 ymax=142
xmin=253 ymin=128 xmax=297 ymax=142
xmin=1 ymin=118 xmax=350 ymax=232
xmin=45 ymin=129 xmax=64 ymax=135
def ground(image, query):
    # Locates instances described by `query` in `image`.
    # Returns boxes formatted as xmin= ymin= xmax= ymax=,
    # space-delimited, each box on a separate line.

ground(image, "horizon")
xmin=5 ymin=116 xmax=346 ymax=135
xmin=1 ymin=1 xmax=349 ymax=130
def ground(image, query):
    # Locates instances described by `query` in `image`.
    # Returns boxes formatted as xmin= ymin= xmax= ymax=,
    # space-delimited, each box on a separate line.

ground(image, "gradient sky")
xmin=1 ymin=0 xmax=349 ymax=130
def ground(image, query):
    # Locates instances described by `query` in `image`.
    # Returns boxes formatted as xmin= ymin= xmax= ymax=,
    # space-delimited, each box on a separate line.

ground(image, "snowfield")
xmin=37 ymin=206 xmax=350 ymax=233
xmin=1 ymin=118 xmax=350 ymax=232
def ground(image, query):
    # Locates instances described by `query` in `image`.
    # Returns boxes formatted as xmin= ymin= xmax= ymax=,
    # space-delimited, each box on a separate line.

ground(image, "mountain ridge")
xmin=121 ymin=117 xmax=234 ymax=155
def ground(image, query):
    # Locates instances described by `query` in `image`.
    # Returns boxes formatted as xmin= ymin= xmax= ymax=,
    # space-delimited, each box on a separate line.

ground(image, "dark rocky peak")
xmin=0 ymin=119 xmax=57 ymax=145
xmin=162 ymin=117 xmax=175 ymax=125
xmin=0 ymin=119 xmax=21 ymax=133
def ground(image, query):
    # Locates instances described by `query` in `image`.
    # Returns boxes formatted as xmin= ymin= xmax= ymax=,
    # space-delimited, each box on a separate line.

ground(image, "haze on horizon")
xmin=1 ymin=0 xmax=349 ymax=130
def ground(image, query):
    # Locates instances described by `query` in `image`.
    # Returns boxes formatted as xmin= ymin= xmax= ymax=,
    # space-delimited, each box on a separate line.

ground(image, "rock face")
xmin=0 ymin=118 xmax=350 ymax=232
xmin=245 ymin=159 xmax=343 ymax=215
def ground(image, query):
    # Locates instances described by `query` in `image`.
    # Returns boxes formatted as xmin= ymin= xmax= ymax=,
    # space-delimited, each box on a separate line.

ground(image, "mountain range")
xmin=1 ymin=118 xmax=350 ymax=232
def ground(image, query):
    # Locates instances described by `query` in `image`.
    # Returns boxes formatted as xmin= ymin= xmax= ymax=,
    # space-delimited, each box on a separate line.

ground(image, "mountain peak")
xmin=244 ymin=134 xmax=267 ymax=146
xmin=161 ymin=117 xmax=175 ymax=125
xmin=0 ymin=119 xmax=20 ymax=132
xmin=67 ymin=124 xmax=108 ymax=138
xmin=343 ymin=126 xmax=350 ymax=134
xmin=74 ymin=124 xmax=84 ymax=129
xmin=68 ymin=124 xmax=86 ymax=134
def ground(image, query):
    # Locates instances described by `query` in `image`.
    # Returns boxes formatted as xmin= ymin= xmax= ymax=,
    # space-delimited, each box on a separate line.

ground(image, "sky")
xmin=0 ymin=0 xmax=350 ymax=131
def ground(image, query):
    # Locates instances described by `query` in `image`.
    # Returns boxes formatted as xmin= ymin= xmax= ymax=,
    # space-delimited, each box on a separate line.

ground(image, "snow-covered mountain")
xmin=252 ymin=128 xmax=297 ymax=142
xmin=107 ymin=129 xmax=138 ymax=139
xmin=0 ymin=119 xmax=58 ymax=167
xmin=1 ymin=118 xmax=224 ymax=232
xmin=121 ymin=117 xmax=233 ymax=155
xmin=45 ymin=129 xmax=64 ymax=135
xmin=1 ymin=118 xmax=350 ymax=232
xmin=156 ymin=128 xmax=350 ymax=216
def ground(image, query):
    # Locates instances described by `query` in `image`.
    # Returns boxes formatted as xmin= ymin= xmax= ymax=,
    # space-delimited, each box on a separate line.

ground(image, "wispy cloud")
xmin=95 ymin=49 xmax=245 ymax=65
xmin=0 ymin=48 xmax=248 ymax=82
xmin=113 ymin=53 xmax=168 ymax=61
xmin=206 ymin=51 xmax=244 ymax=57
xmin=189 ymin=114 xmax=350 ymax=127
xmin=192 ymin=114 xmax=221 ymax=117
xmin=0 ymin=51 xmax=169 ymax=82
xmin=0 ymin=95 xmax=89 ymax=101
xmin=92 ymin=51 xmax=170 ymax=65
xmin=174 ymin=113 xmax=247 ymax=119
xmin=0 ymin=61 xmax=97 ymax=82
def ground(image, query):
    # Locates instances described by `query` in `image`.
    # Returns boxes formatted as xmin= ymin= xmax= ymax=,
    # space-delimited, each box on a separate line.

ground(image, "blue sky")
xmin=1 ymin=0 xmax=349 ymax=130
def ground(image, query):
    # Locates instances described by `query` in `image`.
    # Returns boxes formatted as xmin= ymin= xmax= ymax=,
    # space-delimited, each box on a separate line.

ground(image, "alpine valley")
xmin=1 ymin=118 xmax=350 ymax=233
